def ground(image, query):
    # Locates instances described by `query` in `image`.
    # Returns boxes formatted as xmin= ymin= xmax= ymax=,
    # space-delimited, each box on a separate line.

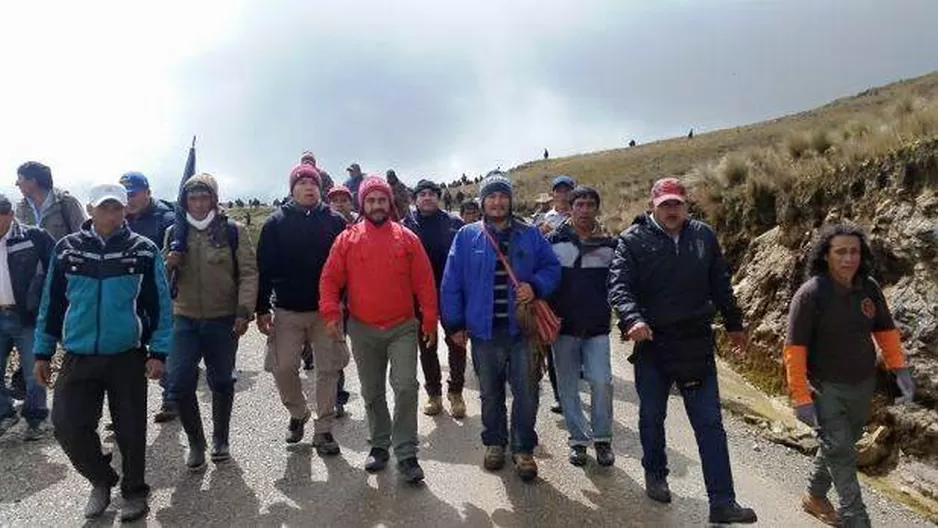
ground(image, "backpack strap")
xmin=226 ymin=219 xmax=240 ymax=283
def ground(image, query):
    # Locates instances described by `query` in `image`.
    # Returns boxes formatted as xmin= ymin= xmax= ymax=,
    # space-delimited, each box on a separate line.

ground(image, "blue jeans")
xmin=0 ymin=312 xmax=48 ymax=425
xmin=552 ymin=334 xmax=613 ymax=446
xmin=471 ymin=327 xmax=539 ymax=454
xmin=165 ymin=315 xmax=237 ymax=399
xmin=634 ymin=352 xmax=736 ymax=508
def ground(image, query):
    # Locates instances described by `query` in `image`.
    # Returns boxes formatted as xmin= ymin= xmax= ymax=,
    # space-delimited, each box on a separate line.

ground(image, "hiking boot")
xmin=513 ymin=453 xmax=538 ymax=482
xmin=210 ymin=440 xmax=230 ymax=463
xmin=83 ymin=485 xmax=111 ymax=519
xmin=335 ymin=403 xmax=347 ymax=418
xmin=364 ymin=447 xmax=390 ymax=472
xmin=211 ymin=391 xmax=232 ymax=462
xmin=448 ymin=392 xmax=466 ymax=419
xmin=483 ymin=446 xmax=506 ymax=471
xmin=550 ymin=401 xmax=563 ymax=414
xmin=313 ymin=432 xmax=341 ymax=456
xmin=802 ymin=493 xmax=839 ymax=526
xmin=286 ymin=411 xmax=311 ymax=444
xmin=397 ymin=457 xmax=425 ymax=484
xmin=0 ymin=414 xmax=19 ymax=437
xmin=709 ymin=502 xmax=757 ymax=524
xmin=569 ymin=445 xmax=588 ymax=467
xmin=595 ymin=442 xmax=615 ymax=467
xmin=645 ymin=474 xmax=672 ymax=504
xmin=119 ymin=496 xmax=150 ymax=522
xmin=154 ymin=403 xmax=178 ymax=424
xmin=23 ymin=423 xmax=44 ymax=442
xmin=423 ymin=396 xmax=443 ymax=416
xmin=186 ymin=443 xmax=206 ymax=472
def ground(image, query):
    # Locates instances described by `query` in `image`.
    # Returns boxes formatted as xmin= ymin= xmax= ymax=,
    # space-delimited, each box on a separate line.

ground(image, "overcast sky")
xmin=1 ymin=0 xmax=936 ymax=203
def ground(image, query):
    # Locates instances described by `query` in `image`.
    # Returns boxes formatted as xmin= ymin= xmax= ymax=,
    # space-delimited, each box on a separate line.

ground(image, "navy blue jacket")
xmin=608 ymin=214 xmax=743 ymax=334
xmin=403 ymin=209 xmax=463 ymax=290
xmin=547 ymin=223 xmax=618 ymax=337
xmin=3 ymin=220 xmax=56 ymax=325
xmin=256 ymin=200 xmax=347 ymax=314
xmin=127 ymin=198 xmax=175 ymax=250
xmin=34 ymin=221 xmax=173 ymax=360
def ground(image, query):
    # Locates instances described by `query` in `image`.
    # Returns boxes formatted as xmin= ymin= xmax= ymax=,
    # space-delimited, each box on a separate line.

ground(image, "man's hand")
xmin=451 ymin=330 xmax=468 ymax=348
xmin=325 ymin=320 xmax=342 ymax=341
xmin=233 ymin=317 xmax=249 ymax=337
xmin=423 ymin=328 xmax=438 ymax=348
xmin=256 ymin=313 xmax=274 ymax=336
xmin=165 ymin=251 xmax=182 ymax=270
xmin=34 ymin=360 xmax=52 ymax=388
xmin=516 ymin=282 xmax=535 ymax=305
xmin=146 ymin=359 xmax=164 ymax=380
xmin=627 ymin=322 xmax=654 ymax=342
xmin=794 ymin=403 xmax=818 ymax=428
xmin=727 ymin=330 xmax=747 ymax=357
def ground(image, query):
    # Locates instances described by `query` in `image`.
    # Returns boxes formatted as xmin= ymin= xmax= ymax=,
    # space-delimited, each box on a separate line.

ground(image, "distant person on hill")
xmin=783 ymin=224 xmax=913 ymax=527
xmin=629 ymin=139 xmax=637 ymax=147
xmin=455 ymin=190 xmax=465 ymax=206
xmin=386 ymin=170 xmax=412 ymax=219
xmin=543 ymin=148 xmax=549 ymax=160
xmin=443 ymin=190 xmax=453 ymax=211
xmin=300 ymin=150 xmax=334 ymax=193
xmin=607 ymin=177 xmax=756 ymax=524
xmin=459 ymin=199 xmax=481 ymax=224
xmin=536 ymin=175 xmax=576 ymax=235
xmin=344 ymin=163 xmax=366 ymax=209
xmin=687 ymin=128 xmax=694 ymax=139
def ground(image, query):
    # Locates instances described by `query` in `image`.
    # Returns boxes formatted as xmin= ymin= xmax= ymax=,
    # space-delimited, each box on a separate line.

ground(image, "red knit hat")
xmin=327 ymin=185 xmax=352 ymax=201
xmin=290 ymin=164 xmax=321 ymax=191
xmin=358 ymin=175 xmax=398 ymax=219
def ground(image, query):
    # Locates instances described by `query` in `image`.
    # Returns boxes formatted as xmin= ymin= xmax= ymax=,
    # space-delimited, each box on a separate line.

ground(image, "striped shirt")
xmin=492 ymin=228 xmax=511 ymax=327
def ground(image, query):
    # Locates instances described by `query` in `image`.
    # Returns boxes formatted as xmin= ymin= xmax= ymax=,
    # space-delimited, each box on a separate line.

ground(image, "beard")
xmin=366 ymin=211 xmax=389 ymax=225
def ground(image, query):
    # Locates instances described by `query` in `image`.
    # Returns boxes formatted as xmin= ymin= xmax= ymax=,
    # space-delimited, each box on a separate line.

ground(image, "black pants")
xmin=418 ymin=334 xmax=467 ymax=397
xmin=52 ymin=351 xmax=149 ymax=499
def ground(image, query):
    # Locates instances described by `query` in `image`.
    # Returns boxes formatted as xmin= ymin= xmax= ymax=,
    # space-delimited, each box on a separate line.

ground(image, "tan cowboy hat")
xmin=535 ymin=193 xmax=552 ymax=204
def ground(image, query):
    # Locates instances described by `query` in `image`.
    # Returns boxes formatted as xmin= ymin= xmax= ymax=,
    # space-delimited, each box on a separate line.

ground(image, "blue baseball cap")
xmin=551 ymin=175 xmax=576 ymax=190
xmin=119 ymin=171 xmax=149 ymax=193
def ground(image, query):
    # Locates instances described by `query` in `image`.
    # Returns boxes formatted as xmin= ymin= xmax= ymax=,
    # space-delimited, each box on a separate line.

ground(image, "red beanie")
xmin=358 ymin=175 xmax=397 ymax=217
xmin=290 ymin=164 xmax=321 ymax=191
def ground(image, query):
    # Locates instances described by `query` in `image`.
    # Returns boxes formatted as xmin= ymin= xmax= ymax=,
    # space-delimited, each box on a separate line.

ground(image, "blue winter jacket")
xmin=127 ymin=198 xmax=175 ymax=250
xmin=34 ymin=221 xmax=174 ymax=361
xmin=440 ymin=219 xmax=561 ymax=340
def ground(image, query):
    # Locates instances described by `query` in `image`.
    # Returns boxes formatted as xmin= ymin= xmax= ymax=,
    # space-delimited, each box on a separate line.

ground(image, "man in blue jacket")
xmin=546 ymin=186 xmax=618 ymax=468
xmin=33 ymin=183 xmax=173 ymax=522
xmin=441 ymin=171 xmax=561 ymax=482
xmin=403 ymin=179 xmax=466 ymax=418
xmin=0 ymin=194 xmax=55 ymax=441
xmin=608 ymin=177 xmax=756 ymax=525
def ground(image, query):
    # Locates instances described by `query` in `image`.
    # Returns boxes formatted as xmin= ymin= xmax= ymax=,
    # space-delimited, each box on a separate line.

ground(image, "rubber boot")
xmin=211 ymin=390 xmax=233 ymax=462
xmin=176 ymin=396 xmax=206 ymax=471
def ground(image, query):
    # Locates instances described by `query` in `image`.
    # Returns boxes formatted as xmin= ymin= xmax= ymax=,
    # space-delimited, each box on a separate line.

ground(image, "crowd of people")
xmin=0 ymin=153 xmax=914 ymax=527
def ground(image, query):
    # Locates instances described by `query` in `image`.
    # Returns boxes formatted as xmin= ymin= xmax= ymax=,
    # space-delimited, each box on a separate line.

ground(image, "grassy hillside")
xmin=460 ymin=71 xmax=938 ymax=234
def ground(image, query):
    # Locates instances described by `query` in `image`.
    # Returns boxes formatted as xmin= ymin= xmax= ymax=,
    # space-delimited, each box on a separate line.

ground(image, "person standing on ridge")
xmin=344 ymin=163 xmax=366 ymax=210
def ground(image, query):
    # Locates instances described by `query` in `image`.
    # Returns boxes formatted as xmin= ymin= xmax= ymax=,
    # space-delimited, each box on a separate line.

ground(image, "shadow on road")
xmin=0 ymin=439 xmax=69 ymax=503
xmin=155 ymin=460 xmax=260 ymax=526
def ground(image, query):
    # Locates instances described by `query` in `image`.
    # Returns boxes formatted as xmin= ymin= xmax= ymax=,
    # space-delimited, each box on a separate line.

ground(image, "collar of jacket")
xmin=79 ymin=219 xmax=131 ymax=246
xmin=285 ymin=200 xmax=328 ymax=216
xmin=637 ymin=212 xmax=688 ymax=240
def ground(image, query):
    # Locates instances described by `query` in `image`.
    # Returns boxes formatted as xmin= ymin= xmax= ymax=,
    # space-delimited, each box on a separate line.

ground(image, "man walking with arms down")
xmin=608 ymin=177 xmax=756 ymax=524
xmin=441 ymin=171 xmax=561 ymax=482
xmin=320 ymin=175 xmax=438 ymax=483
xmin=33 ymin=183 xmax=173 ymax=522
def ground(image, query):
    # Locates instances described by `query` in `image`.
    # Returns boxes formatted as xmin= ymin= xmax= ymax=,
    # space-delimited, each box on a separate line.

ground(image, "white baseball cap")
xmin=88 ymin=183 xmax=128 ymax=207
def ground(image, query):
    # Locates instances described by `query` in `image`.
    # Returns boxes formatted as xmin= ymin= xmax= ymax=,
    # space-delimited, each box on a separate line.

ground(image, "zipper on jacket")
xmin=94 ymin=241 xmax=103 ymax=354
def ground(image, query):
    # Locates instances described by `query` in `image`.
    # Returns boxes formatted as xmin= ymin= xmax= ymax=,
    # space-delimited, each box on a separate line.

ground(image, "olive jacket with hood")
xmin=166 ymin=173 xmax=259 ymax=320
xmin=15 ymin=187 xmax=87 ymax=241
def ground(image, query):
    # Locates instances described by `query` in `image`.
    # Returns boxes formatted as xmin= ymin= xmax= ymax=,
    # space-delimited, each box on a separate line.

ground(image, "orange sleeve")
xmin=319 ymin=231 xmax=349 ymax=324
xmin=873 ymin=329 xmax=906 ymax=370
xmin=783 ymin=344 xmax=812 ymax=406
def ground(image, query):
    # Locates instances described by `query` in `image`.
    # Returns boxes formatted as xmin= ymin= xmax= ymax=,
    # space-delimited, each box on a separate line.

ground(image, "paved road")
xmin=0 ymin=329 xmax=929 ymax=527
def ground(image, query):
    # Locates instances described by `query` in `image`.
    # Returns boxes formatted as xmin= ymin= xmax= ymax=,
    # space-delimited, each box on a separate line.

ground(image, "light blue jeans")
xmin=552 ymin=334 xmax=613 ymax=446
xmin=0 ymin=312 xmax=48 ymax=426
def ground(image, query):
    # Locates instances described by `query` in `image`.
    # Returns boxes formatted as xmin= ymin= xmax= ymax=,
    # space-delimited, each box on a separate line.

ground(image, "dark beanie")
xmin=479 ymin=171 xmax=512 ymax=202
xmin=412 ymin=179 xmax=441 ymax=198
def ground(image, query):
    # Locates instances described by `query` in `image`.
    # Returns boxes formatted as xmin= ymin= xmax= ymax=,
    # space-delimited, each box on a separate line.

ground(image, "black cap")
xmin=412 ymin=179 xmax=441 ymax=198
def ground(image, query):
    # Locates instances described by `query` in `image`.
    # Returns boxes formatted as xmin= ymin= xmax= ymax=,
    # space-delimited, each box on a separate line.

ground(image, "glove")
xmin=894 ymin=368 xmax=916 ymax=404
xmin=794 ymin=403 xmax=818 ymax=428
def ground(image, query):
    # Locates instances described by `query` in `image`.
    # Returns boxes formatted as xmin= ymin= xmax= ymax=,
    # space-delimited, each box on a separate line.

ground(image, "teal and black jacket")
xmin=33 ymin=220 xmax=173 ymax=361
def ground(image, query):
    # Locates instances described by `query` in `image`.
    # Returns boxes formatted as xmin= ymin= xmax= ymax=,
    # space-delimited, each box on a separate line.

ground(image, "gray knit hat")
xmin=479 ymin=171 xmax=512 ymax=202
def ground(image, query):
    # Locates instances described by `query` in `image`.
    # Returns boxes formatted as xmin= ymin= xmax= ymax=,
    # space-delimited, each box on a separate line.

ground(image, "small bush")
xmin=809 ymin=128 xmax=835 ymax=155
xmin=718 ymin=154 xmax=749 ymax=187
xmin=786 ymin=132 xmax=812 ymax=159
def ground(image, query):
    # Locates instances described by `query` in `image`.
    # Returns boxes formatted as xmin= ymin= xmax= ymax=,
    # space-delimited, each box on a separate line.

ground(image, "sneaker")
xmin=513 ymin=453 xmax=538 ymax=482
xmin=447 ymin=392 xmax=466 ymax=419
xmin=154 ymin=404 xmax=178 ymax=424
xmin=397 ymin=457 xmax=425 ymax=484
xmin=801 ymin=493 xmax=839 ymax=526
xmin=709 ymin=502 xmax=757 ymax=524
xmin=286 ymin=411 xmax=311 ymax=444
xmin=364 ymin=447 xmax=390 ymax=472
xmin=119 ymin=496 xmax=150 ymax=522
xmin=569 ymin=445 xmax=588 ymax=467
xmin=0 ymin=414 xmax=20 ymax=437
xmin=595 ymin=442 xmax=615 ymax=467
xmin=23 ymin=423 xmax=44 ymax=442
xmin=313 ymin=432 xmax=341 ymax=456
xmin=483 ymin=446 xmax=506 ymax=471
xmin=550 ymin=401 xmax=563 ymax=414
xmin=84 ymin=485 xmax=111 ymax=519
xmin=335 ymin=403 xmax=347 ymax=418
xmin=645 ymin=474 xmax=672 ymax=504
xmin=423 ymin=396 xmax=443 ymax=416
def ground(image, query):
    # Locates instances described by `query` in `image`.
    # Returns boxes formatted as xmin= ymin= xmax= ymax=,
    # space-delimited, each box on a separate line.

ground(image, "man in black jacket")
xmin=608 ymin=178 xmax=756 ymax=525
xmin=0 ymin=193 xmax=55 ymax=441
xmin=402 ymin=180 xmax=466 ymax=418
xmin=256 ymin=164 xmax=349 ymax=454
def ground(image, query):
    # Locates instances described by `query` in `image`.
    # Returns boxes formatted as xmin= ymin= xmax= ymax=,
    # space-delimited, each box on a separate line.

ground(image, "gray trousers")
xmin=808 ymin=377 xmax=875 ymax=528
xmin=347 ymin=318 xmax=419 ymax=461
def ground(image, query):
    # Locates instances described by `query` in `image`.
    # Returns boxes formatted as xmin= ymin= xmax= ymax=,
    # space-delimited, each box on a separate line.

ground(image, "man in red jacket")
xmin=320 ymin=175 xmax=438 ymax=484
